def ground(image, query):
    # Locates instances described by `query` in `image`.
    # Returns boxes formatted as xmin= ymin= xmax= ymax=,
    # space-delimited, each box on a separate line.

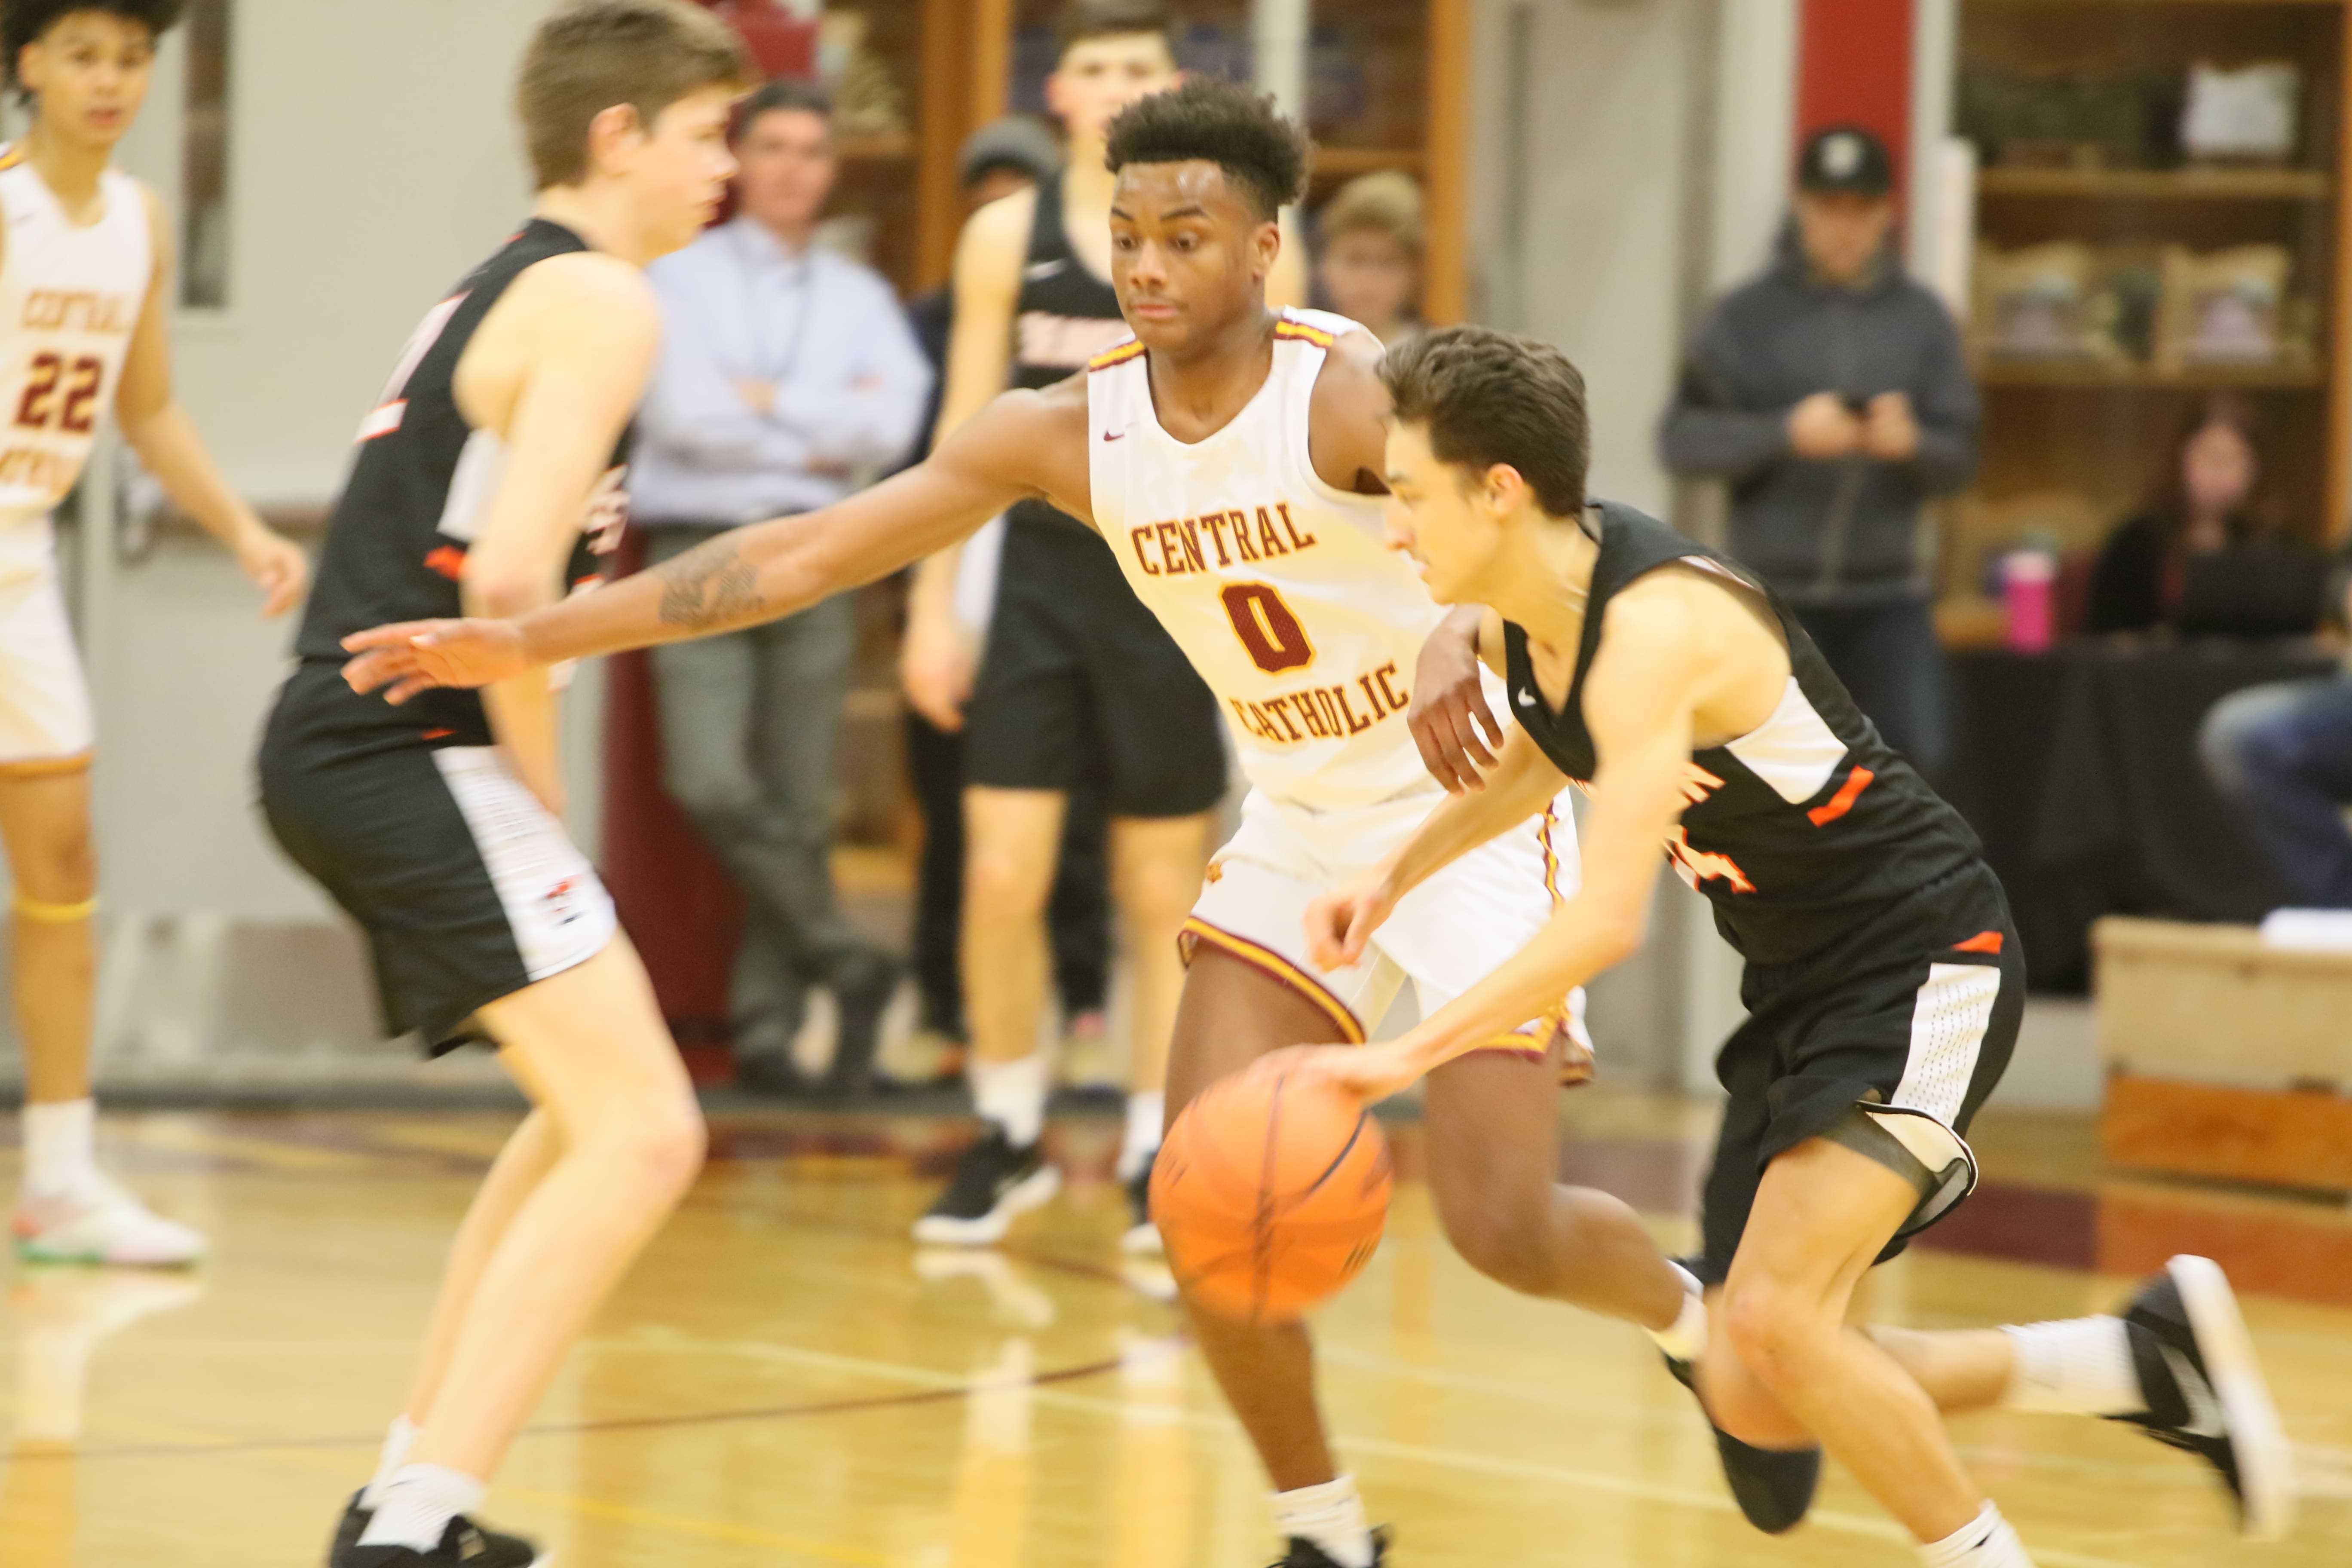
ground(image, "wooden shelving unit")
xmin=1977 ymin=166 xmax=2332 ymax=198
xmin=1953 ymin=0 xmax=2352 ymax=605
xmin=1978 ymin=359 xmax=2329 ymax=386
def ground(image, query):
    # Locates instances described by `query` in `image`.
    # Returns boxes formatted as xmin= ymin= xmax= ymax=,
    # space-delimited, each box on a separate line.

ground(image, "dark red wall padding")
xmin=1795 ymin=0 xmax=1916 ymax=206
xmin=599 ymin=529 xmax=744 ymax=1058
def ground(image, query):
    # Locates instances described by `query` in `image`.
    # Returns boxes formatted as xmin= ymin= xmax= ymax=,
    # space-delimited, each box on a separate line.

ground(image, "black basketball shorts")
xmin=257 ymin=665 xmax=616 ymax=1055
xmin=962 ymin=510 xmax=1228 ymax=819
xmin=1691 ymin=863 xmax=2024 ymax=1284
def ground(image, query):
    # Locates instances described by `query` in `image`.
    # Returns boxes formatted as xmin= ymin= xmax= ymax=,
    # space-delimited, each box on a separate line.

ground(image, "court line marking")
xmin=1002 ymin=1381 xmax=2159 ymax=1568
xmin=1314 ymin=1339 xmax=2233 ymax=1487
xmin=489 ymin=1485 xmax=896 ymax=1567
xmin=671 ymin=1335 xmax=2164 ymax=1568
xmin=40 ymin=1412 xmax=893 ymax=1567
xmin=6 ymin=1351 xmax=1124 ymax=1461
xmin=25 ymin=1324 xmax=2184 ymax=1563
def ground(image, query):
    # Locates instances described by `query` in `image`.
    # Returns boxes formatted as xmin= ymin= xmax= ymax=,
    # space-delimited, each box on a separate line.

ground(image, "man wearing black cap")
xmin=1660 ymin=124 xmax=1978 ymax=781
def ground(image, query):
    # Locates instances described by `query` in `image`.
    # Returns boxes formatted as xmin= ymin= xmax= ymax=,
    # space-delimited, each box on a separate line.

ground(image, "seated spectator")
xmin=2199 ymin=550 xmax=2352 ymax=908
xmin=1313 ymin=170 xmax=1423 ymax=350
xmin=631 ymin=80 xmax=933 ymax=1096
xmin=2087 ymin=397 xmax=2324 ymax=638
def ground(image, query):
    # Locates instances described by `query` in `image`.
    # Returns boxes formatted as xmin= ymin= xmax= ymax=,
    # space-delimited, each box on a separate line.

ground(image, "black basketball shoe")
xmin=1121 ymin=1146 xmax=1162 ymax=1255
xmin=331 ymin=1514 xmax=544 ymax=1568
xmin=910 ymin=1125 xmax=1060 ymax=1245
xmin=1661 ymin=1346 xmax=1822 ymax=1534
xmin=2110 ymin=1255 xmax=2295 ymax=1541
xmin=1268 ymin=1526 xmax=1389 ymax=1566
xmin=327 ymin=1490 xmax=370 ymax=1565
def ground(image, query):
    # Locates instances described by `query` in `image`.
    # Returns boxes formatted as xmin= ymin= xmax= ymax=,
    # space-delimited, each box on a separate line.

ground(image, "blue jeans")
xmin=1791 ymin=596 xmax=1951 ymax=781
xmin=2199 ymin=674 xmax=2352 ymax=909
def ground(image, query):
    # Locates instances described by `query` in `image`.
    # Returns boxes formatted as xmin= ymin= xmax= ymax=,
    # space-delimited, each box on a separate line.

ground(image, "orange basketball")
xmin=1149 ymin=1068 xmax=1393 ymax=1323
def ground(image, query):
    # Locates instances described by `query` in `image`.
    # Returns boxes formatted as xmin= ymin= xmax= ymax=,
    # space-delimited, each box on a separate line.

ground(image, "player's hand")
xmin=900 ymin=604 xmax=978 ymax=731
xmin=340 ymin=619 xmax=531 ymax=703
xmin=1248 ymin=1041 xmax=1424 ymax=1104
xmin=1409 ymin=615 xmax=1503 ymax=792
xmin=1304 ymin=875 xmax=1398 ymax=971
xmin=1786 ymin=392 xmax=1862 ymax=460
xmin=1861 ymin=391 xmax=1920 ymax=462
xmin=236 ymin=527 xmax=309 ymax=618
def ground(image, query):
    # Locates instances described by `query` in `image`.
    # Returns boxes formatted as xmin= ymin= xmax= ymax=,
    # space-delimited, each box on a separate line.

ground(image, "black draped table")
xmin=1940 ymin=643 xmax=2340 ymax=992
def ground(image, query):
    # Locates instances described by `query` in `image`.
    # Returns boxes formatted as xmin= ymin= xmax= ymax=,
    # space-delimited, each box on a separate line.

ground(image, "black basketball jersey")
xmin=1504 ymin=501 xmax=1989 ymax=967
xmin=1007 ymin=172 xmax=1129 ymax=531
xmin=292 ymin=219 xmax=626 ymax=747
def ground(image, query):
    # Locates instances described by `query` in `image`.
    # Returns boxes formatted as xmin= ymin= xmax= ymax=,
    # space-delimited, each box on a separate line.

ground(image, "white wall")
xmin=80 ymin=3 xmax=562 ymax=923
xmin=1708 ymin=0 xmax=1798 ymax=294
xmin=125 ymin=1 xmax=550 ymax=504
xmin=1467 ymin=0 xmax=1703 ymax=518
xmin=1463 ymin=0 xmax=1799 ymax=1089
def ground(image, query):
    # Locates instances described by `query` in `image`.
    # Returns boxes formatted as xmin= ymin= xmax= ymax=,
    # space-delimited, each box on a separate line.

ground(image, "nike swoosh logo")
xmin=1517 ymin=691 xmax=1537 ymax=707
xmin=1102 ymin=429 xmax=1126 ymax=442
xmin=2164 ymin=1344 xmax=2227 ymax=1440
xmin=1025 ymin=260 xmax=1067 ymax=281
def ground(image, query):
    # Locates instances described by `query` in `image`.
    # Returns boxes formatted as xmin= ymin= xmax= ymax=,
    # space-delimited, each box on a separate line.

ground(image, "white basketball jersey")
xmin=0 ymin=151 xmax=151 ymax=538
xmin=1088 ymin=308 xmax=1455 ymax=813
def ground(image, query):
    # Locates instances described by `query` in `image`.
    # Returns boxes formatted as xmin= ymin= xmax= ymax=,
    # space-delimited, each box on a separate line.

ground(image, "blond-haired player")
xmin=2 ymin=0 xmax=307 ymax=1267
xmin=254 ymin=4 xmax=750 ymax=1562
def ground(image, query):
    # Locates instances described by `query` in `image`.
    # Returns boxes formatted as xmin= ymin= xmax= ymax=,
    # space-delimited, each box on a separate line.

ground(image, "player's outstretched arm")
xmin=342 ymin=389 xmax=1069 ymax=703
xmin=1290 ymin=595 xmax=1704 ymax=1099
xmin=116 ymin=187 xmax=307 ymax=615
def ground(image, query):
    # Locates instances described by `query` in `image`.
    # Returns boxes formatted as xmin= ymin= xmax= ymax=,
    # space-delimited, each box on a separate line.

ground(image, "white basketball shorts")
xmin=0 ymin=529 xmax=93 ymax=773
xmin=1183 ymin=785 xmax=1592 ymax=1069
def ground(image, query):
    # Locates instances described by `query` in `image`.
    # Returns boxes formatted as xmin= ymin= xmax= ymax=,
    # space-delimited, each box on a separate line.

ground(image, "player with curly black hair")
xmin=1 ymin=0 xmax=306 ymax=1270
xmin=340 ymin=78 xmax=1704 ymax=1568
xmin=896 ymin=15 xmax=1313 ymax=1262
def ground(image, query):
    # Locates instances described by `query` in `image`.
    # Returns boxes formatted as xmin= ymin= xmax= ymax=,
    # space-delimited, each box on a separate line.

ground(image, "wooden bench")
xmin=2093 ymin=916 xmax=2352 ymax=1193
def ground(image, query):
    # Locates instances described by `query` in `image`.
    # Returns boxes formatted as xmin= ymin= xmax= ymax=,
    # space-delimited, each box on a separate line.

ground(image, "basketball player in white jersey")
xmin=2 ymin=1 xmax=308 ymax=1266
xmin=901 ymin=0 xmax=1306 ymax=1249
xmin=343 ymin=80 xmax=1703 ymax=1568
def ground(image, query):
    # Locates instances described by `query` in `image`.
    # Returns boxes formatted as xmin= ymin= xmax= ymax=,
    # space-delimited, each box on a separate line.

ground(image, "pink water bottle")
xmin=2003 ymin=550 xmax=2057 ymax=652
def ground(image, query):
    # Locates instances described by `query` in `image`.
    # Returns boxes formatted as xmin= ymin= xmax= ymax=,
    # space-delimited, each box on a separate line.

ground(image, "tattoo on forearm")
xmin=654 ymin=541 xmax=766 ymax=630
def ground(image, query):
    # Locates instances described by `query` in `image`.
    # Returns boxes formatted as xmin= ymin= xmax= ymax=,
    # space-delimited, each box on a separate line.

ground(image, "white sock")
xmin=972 ymin=1052 xmax=1049 ymax=1148
xmin=1999 ymin=1317 xmax=2143 ymax=1415
xmin=361 ymin=1415 xmax=420 ymax=1508
xmin=1272 ymin=1474 xmax=1375 ymax=1568
xmin=1919 ymin=1501 xmax=2034 ymax=1567
xmin=22 ymin=1099 xmax=98 ymax=1197
xmin=355 ymin=1463 xmax=484 ymax=1551
xmin=1119 ymin=1090 xmax=1164 ymax=1179
xmin=1644 ymin=1262 xmax=1708 ymax=1363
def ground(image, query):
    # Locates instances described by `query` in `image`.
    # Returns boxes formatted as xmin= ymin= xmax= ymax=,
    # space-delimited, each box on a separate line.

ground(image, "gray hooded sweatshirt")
xmin=1659 ymin=223 xmax=1978 ymax=605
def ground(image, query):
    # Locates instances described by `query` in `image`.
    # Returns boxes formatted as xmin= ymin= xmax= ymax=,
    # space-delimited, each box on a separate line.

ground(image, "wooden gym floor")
xmin=4 ymin=1094 xmax=2350 ymax=1566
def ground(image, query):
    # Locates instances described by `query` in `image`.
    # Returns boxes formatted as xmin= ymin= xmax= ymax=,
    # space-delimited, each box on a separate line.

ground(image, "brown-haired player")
xmin=1279 ymin=325 xmax=2295 ymax=1565
xmin=898 ymin=1 xmax=1310 ymax=1249
xmin=253 ymin=4 xmax=750 ymax=1563
xmin=0 ymin=0 xmax=308 ymax=1267
xmin=337 ymin=80 xmax=1706 ymax=1568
